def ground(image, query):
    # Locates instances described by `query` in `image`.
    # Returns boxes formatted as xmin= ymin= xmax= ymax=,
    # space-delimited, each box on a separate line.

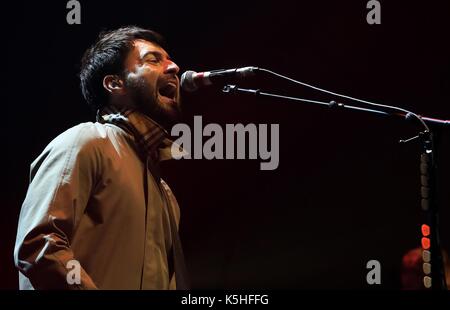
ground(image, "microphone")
xmin=180 ymin=66 xmax=259 ymax=92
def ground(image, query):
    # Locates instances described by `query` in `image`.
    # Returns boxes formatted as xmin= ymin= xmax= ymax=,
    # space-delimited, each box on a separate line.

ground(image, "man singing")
xmin=14 ymin=26 xmax=189 ymax=290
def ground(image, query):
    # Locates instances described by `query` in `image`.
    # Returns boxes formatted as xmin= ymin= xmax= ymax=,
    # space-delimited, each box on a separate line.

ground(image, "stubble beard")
xmin=125 ymin=76 xmax=182 ymax=130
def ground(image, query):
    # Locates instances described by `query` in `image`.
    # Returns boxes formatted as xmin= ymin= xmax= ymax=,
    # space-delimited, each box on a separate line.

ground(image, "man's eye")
xmin=146 ymin=58 xmax=160 ymax=64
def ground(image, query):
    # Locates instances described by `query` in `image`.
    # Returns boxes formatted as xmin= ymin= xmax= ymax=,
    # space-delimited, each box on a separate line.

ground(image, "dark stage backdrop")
xmin=2 ymin=0 xmax=450 ymax=289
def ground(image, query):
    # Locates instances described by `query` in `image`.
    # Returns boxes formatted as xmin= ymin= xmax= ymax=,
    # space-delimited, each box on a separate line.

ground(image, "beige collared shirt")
xmin=14 ymin=121 xmax=185 ymax=289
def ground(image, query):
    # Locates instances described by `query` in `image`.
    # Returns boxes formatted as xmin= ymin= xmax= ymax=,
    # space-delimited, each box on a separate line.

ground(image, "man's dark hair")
xmin=80 ymin=26 xmax=166 ymax=111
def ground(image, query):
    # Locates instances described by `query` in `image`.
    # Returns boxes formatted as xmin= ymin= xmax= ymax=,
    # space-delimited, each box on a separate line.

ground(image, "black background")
xmin=2 ymin=0 xmax=450 ymax=289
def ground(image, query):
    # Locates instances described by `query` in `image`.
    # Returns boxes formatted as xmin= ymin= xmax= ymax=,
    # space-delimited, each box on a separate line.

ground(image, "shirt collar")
xmin=97 ymin=106 xmax=187 ymax=162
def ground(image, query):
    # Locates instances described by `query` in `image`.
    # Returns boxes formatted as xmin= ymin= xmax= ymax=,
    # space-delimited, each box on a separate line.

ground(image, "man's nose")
xmin=165 ymin=60 xmax=180 ymax=75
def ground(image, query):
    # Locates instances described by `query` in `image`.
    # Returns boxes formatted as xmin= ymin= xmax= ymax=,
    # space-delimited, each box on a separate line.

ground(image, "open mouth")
xmin=158 ymin=82 xmax=177 ymax=101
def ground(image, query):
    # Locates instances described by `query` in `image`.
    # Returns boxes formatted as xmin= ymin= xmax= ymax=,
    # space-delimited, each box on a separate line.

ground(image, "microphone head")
xmin=180 ymin=71 xmax=198 ymax=92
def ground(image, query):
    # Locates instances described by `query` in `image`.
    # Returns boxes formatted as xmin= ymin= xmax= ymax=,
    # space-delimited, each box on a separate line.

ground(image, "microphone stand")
xmin=223 ymin=84 xmax=448 ymax=290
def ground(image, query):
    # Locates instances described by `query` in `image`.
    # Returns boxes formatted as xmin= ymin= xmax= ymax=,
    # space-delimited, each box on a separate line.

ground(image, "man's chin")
xmin=146 ymin=101 xmax=182 ymax=129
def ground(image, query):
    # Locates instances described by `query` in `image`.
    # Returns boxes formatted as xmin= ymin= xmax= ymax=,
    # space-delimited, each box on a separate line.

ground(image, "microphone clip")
xmin=222 ymin=85 xmax=238 ymax=93
xmin=222 ymin=85 xmax=261 ymax=96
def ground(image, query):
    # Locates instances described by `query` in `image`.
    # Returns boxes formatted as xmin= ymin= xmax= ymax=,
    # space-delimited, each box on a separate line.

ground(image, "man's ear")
xmin=103 ymin=75 xmax=125 ymax=95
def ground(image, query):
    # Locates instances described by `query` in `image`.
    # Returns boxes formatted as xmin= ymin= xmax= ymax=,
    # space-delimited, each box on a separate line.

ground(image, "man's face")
xmin=123 ymin=39 xmax=181 ymax=128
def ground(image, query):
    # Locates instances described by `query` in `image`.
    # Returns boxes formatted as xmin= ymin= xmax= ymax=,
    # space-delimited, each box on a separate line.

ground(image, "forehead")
xmin=132 ymin=39 xmax=169 ymax=59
